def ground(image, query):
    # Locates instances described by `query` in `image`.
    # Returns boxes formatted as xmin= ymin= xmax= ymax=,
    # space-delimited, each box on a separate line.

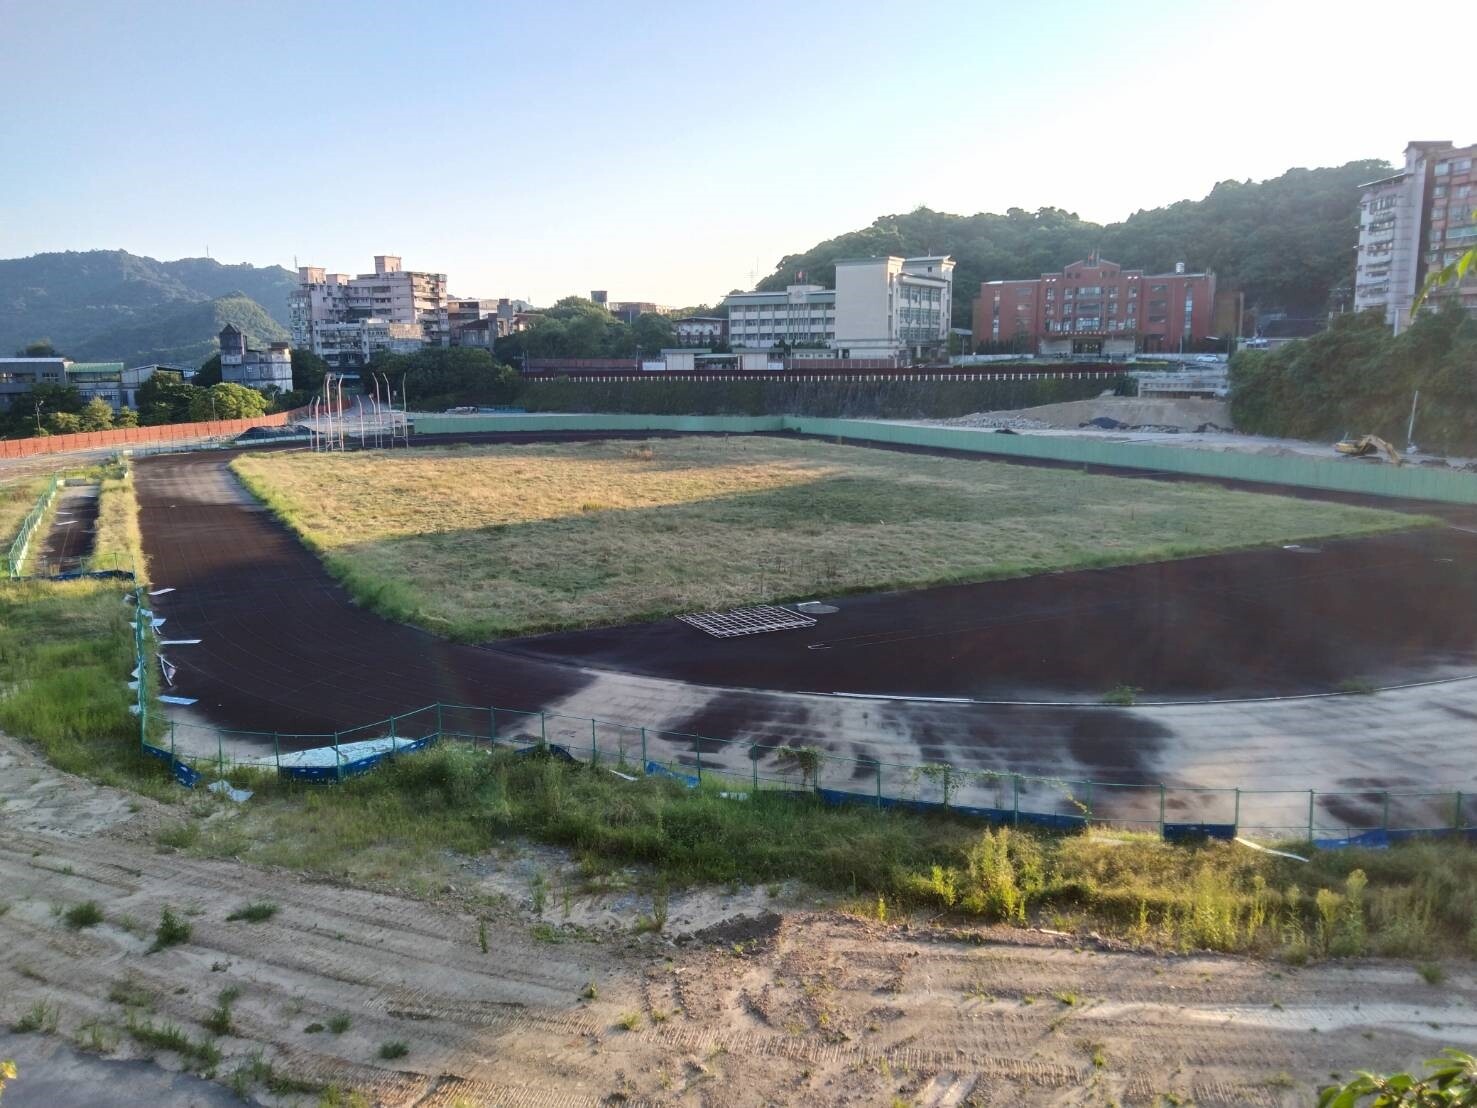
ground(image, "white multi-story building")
xmin=312 ymin=320 xmax=425 ymax=367
xmin=1356 ymin=140 xmax=1477 ymax=333
xmin=723 ymin=255 xmax=954 ymax=362
xmin=724 ymin=285 xmax=836 ymax=351
xmin=290 ymin=255 xmax=448 ymax=366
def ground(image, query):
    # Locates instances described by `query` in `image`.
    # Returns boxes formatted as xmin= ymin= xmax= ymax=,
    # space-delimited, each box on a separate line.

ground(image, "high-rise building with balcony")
xmin=289 ymin=255 xmax=449 ymax=367
xmin=1355 ymin=140 xmax=1477 ymax=333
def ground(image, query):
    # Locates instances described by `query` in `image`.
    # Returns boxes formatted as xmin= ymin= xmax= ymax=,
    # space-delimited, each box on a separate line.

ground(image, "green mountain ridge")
xmin=760 ymin=159 xmax=1392 ymax=321
xmin=68 ymin=294 xmax=289 ymax=368
xmin=0 ymin=249 xmax=296 ymax=366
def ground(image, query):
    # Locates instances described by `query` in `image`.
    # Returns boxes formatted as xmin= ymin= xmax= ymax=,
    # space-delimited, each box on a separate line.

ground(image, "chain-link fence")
xmin=131 ymin=604 xmax=1475 ymax=850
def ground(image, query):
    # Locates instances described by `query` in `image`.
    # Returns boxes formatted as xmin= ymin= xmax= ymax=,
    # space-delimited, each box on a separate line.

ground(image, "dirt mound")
xmin=945 ymin=396 xmax=1233 ymax=432
xmin=686 ymin=910 xmax=784 ymax=947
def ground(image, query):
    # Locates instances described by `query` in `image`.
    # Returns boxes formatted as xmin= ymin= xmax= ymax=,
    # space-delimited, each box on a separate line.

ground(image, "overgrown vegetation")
xmin=186 ymin=743 xmax=1477 ymax=958
xmin=1319 ymin=1049 xmax=1477 ymax=1106
xmin=225 ymin=901 xmax=278 ymax=923
xmin=0 ymin=576 xmax=169 ymax=796
xmin=88 ymin=461 xmax=147 ymax=575
xmin=231 ymin=436 xmax=1418 ymax=640
xmin=517 ymin=374 xmax=1114 ymax=419
xmin=1231 ymin=302 xmax=1477 ymax=455
xmin=62 ymin=901 xmax=104 ymax=929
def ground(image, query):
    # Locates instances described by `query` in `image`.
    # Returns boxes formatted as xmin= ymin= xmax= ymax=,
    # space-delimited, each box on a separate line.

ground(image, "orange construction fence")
xmin=0 ymin=410 xmax=302 ymax=460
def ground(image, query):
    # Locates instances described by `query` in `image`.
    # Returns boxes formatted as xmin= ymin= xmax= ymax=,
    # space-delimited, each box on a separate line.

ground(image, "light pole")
xmin=33 ymin=399 xmax=44 ymax=435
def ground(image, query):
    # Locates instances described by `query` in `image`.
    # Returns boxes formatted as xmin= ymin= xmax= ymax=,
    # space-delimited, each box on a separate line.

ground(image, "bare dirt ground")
xmin=3 ymin=731 xmax=1473 ymax=1107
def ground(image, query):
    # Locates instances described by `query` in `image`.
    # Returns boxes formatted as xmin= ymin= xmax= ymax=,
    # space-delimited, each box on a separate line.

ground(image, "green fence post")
xmin=875 ymin=762 xmax=883 ymax=807
xmin=217 ymin=729 xmax=224 ymax=779
xmin=539 ymin=712 xmax=547 ymax=751
xmin=1307 ymin=790 xmax=1316 ymax=844
xmin=1382 ymin=791 xmax=1390 ymax=833
xmin=334 ymin=731 xmax=342 ymax=782
xmin=591 ymin=718 xmax=598 ymax=764
xmin=389 ymin=714 xmax=398 ymax=760
xmin=1158 ymin=784 xmax=1166 ymax=838
xmin=1012 ymin=775 xmax=1020 ymax=826
xmin=1455 ymin=791 xmax=1464 ymax=831
xmin=640 ymin=726 xmax=647 ymax=767
xmin=752 ymin=746 xmax=759 ymax=791
xmin=1233 ymin=787 xmax=1241 ymax=834
xmin=490 ymin=707 xmax=498 ymax=748
xmin=695 ymin=748 xmax=702 ymax=782
xmin=436 ymin=703 xmax=444 ymax=738
xmin=274 ymin=732 xmax=280 ymax=772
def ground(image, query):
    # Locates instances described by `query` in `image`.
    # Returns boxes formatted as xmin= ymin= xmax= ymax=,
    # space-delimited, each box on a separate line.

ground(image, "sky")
xmin=2 ymin=0 xmax=1472 ymax=307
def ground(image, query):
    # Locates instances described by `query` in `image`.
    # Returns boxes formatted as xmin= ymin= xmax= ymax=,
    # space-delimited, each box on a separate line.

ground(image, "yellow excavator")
xmin=1335 ymin=434 xmax=1403 ymax=465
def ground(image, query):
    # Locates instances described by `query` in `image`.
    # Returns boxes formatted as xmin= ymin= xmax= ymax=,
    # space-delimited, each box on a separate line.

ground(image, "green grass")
xmin=231 ymin=436 xmax=1423 ymax=641
xmin=0 ymin=576 xmax=171 ymax=797
xmin=63 ymin=901 xmax=105 ymax=929
xmin=378 ymin=1040 xmax=409 ymax=1060
xmin=123 ymin=1011 xmax=221 ymax=1073
xmin=0 ymin=475 xmax=52 ymax=551
xmin=225 ymin=901 xmax=278 ymax=923
xmin=183 ymin=743 xmax=1477 ymax=958
xmin=87 ymin=462 xmax=147 ymax=576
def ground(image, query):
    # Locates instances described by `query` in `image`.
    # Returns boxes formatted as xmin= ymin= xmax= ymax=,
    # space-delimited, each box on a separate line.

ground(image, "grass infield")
xmin=232 ymin=435 xmax=1425 ymax=640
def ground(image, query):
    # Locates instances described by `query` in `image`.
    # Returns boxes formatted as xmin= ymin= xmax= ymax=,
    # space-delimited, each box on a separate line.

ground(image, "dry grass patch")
xmin=232 ymin=436 xmax=1423 ymax=640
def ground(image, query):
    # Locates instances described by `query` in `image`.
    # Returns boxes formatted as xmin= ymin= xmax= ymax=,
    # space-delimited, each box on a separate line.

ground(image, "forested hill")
xmin=759 ymin=159 xmax=1392 ymax=319
xmin=0 ymin=249 xmax=295 ymax=364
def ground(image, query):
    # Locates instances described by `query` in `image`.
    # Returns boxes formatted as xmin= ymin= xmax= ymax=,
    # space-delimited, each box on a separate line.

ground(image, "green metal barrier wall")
xmin=787 ymin=417 xmax=1477 ymax=505
xmin=410 ymin=413 xmax=1477 ymax=504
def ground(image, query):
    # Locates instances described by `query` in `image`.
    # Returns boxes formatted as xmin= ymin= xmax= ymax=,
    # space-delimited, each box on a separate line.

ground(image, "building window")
xmin=1434 ymin=162 xmax=1450 ymax=176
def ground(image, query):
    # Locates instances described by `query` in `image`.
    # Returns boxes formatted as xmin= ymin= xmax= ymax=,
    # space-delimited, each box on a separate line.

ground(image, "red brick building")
xmin=972 ymin=255 xmax=1218 ymax=355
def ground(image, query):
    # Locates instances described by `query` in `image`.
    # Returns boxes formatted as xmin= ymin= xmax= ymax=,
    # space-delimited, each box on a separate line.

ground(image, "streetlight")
xmin=33 ymin=398 xmax=45 ymax=435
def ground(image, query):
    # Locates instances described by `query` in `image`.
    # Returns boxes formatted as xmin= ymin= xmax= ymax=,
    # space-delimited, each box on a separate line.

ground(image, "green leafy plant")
xmin=1318 ymin=1049 xmax=1477 ymax=1106
xmin=378 ymin=1040 xmax=409 ymax=1060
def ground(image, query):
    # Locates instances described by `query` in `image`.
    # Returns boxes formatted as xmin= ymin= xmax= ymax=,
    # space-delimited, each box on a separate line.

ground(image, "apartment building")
xmin=312 ymin=320 xmax=425 ymax=369
xmin=290 ymin=255 xmax=448 ymax=364
xmin=0 ymin=358 xmax=149 ymax=413
xmin=971 ymin=256 xmax=1216 ymax=355
xmin=1355 ymin=140 xmax=1477 ymax=332
xmin=723 ymin=256 xmax=954 ymax=361
xmin=673 ymin=316 xmax=728 ymax=345
xmin=218 ymin=324 xmax=293 ymax=392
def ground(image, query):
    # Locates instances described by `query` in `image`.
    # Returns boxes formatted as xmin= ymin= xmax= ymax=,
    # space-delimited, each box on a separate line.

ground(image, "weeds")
xmin=478 ymin=918 xmax=489 ymax=953
xmin=378 ymin=1040 xmax=409 ymax=1060
xmin=226 ymin=901 xmax=278 ymax=923
xmin=1419 ymin=962 xmax=1446 ymax=986
xmin=1101 ymin=684 xmax=1142 ymax=707
xmin=123 ymin=1011 xmax=220 ymax=1073
xmin=11 ymin=1001 xmax=58 ymax=1034
xmin=202 ymin=986 xmax=241 ymax=1036
xmin=616 ymin=1012 xmax=642 ymax=1031
xmin=107 ymin=975 xmax=154 ymax=1010
xmin=149 ymin=906 xmax=191 ymax=952
xmin=63 ymin=901 xmax=104 ymax=929
xmin=327 ymin=1013 xmax=352 ymax=1034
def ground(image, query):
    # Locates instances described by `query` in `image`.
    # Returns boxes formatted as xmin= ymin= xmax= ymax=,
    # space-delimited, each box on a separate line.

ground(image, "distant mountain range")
xmin=0 ymin=250 xmax=296 ymax=367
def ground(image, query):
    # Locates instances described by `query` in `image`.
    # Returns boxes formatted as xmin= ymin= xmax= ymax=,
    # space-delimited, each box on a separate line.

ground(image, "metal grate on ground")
xmin=677 ymin=604 xmax=817 ymax=638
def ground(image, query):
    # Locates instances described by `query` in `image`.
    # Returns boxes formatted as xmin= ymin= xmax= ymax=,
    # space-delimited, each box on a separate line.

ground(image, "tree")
xmin=188 ymin=381 xmax=268 ymax=422
xmin=195 ymin=353 xmax=223 ymax=386
xmin=48 ymin=411 xmax=82 ymax=434
xmin=78 ymin=397 xmax=115 ymax=431
xmin=15 ymin=339 xmax=57 ymax=357
xmin=1412 ymin=207 xmax=1477 ymax=317
xmin=136 ymin=371 xmax=200 ymax=425
xmin=290 ymin=348 xmax=328 ymax=392
xmin=115 ymin=406 xmax=140 ymax=428
xmin=370 ymin=346 xmax=521 ymax=408
xmin=632 ymin=312 xmax=676 ymax=356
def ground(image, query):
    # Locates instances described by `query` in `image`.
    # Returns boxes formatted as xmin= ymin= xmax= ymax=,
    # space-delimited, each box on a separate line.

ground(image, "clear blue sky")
xmin=3 ymin=0 xmax=1470 ymax=306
